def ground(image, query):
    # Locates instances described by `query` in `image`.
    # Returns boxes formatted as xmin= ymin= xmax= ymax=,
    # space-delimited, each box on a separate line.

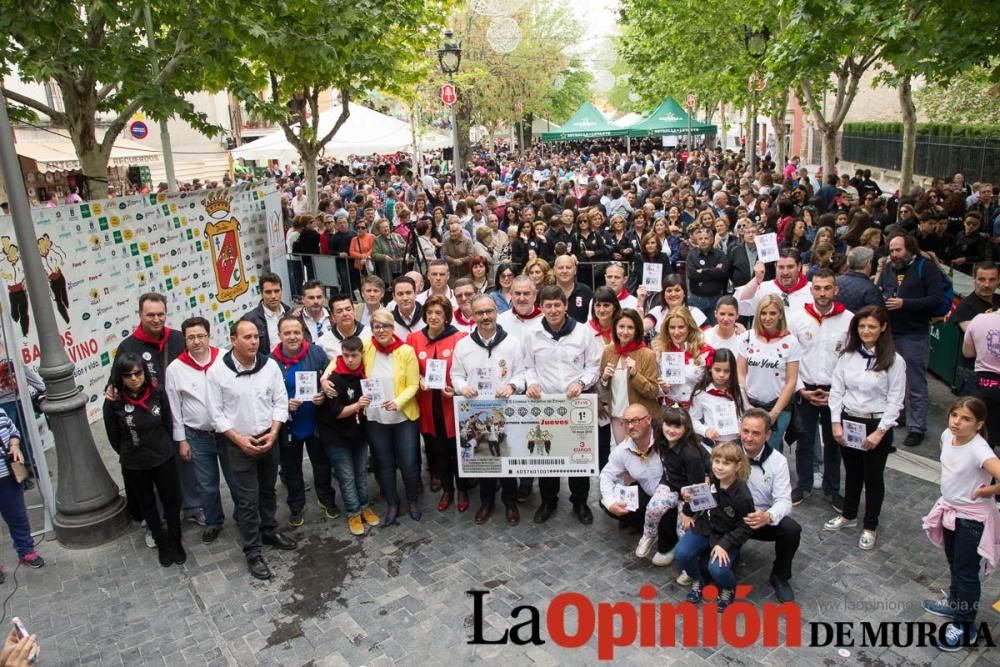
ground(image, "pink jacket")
xmin=922 ymin=497 xmax=1000 ymax=575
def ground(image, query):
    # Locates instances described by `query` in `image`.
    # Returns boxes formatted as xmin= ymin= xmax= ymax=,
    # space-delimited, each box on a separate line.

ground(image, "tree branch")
xmin=1 ymin=87 xmax=66 ymax=125
xmin=798 ymin=80 xmax=827 ymax=132
xmin=316 ymin=87 xmax=351 ymax=147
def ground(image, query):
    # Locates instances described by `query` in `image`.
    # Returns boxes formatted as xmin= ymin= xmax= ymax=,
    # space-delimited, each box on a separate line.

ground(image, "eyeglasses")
xmin=122 ymin=370 xmax=144 ymax=379
xmin=371 ymin=324 xmax=393 ymax=331
xmin=622 ymin=415 xmax=649 ymax=426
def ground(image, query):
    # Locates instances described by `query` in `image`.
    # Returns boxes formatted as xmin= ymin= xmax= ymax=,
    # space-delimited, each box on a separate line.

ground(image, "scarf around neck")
xmin=272 ymin=340 xmax=311 ymax=369
xmin=804 ymin=302 xmax=846 ymax=323
xmin=775 ymin=274 xmax=809 ymax=294
xmin=333 ymin=355 xmax=366 ymax=378
xmin=122 ymin=386 xmax=152 ymax=412
xmin=614 ymin=340 xmax=646 ymax=357
xmin=177 ymin=347 xmax=219 ymax=372
xmin=132 ymin=324 xmax=170 ymax=353
xmin=372 ymin=334 xmax=405 ymax=356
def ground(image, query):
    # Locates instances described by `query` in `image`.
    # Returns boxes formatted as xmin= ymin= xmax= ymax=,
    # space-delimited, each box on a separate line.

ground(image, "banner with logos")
xmin=0 ymin=183 xmax=280 ymax=434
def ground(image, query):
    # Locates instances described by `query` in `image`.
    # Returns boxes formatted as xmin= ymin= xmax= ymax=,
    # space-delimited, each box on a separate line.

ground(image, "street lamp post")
xmin=744 ymin=27 xmax=770 ymax=180
xmin=0 ymin=92 xmax=130 ymax=547
xmin=438 ymin=31 xmax=463 ymax=192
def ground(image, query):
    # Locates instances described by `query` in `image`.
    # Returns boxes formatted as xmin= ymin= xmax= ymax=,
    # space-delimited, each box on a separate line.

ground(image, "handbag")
xmin=9 ymin=459 xmax=28 ymax=485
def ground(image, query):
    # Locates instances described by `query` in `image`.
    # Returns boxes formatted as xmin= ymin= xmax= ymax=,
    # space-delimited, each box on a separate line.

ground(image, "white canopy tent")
xmin=230 ymin=102 xmax=450 ymax=162
xmin=614 ymin=112 xmax=643 ymax=128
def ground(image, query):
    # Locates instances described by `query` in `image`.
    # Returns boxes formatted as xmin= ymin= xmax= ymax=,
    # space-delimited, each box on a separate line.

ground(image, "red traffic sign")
xmin=748 ymin=73 xmax=767 ymax=92
xmin=441 ymin=83 xmax=457 ymax=106
xmin=129 ymin=120 xmax=149 ymax=140
xmin=686 ymin=93 xmax=697 ymax=108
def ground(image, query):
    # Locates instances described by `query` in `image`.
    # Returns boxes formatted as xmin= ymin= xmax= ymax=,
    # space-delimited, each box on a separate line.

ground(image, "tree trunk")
xmin=770 ymin=89 xmax=790 ymax=171
xmin=76 ymin=143 xmax=112 ymax=200
xmin=821 ymin=127 xmax=838 ymax=181
xmin=898 ymin=72 xmax=916 ymax=194
xmin=745 ymin=104 xmax=754 ymax=166
xmin=302 ymin=150 xmax=319 ymax=213
xmin=719 ymin=102 xmax=727 ymax=151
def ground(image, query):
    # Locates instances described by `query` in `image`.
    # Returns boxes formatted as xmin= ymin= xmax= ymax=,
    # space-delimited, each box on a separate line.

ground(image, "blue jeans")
xmin=768 ymin=408 xmax=792 ymax=453
xmin=185 ymin=428 xmax=235 ymax=529
xmin=944 ymin=518 xmax=984 ymax=625
xmin=674 ymin=531 xmax=741 ymax=590
xmin=687 ymin=294 xmax=720 ymax=326
xmin=367 ymin=419 xmax=420 ymax=506
xmin=893 ymin=333 xmax=929 ymax=433
xmin=326 ymin=445 xmax=369 ymax=516
xmin=0 ymin=475 xmax=33 ymax=556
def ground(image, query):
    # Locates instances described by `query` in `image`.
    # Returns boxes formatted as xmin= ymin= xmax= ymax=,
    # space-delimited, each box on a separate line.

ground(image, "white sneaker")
xmin=676 ymin=572 xmax=694 ymax=586
xmin=635 ymin=535 xmax=656 ymax=558
xmin=823 ymin=515 xmax=857 ymax=531
xmin=144 ymin=529 xmax=156 ymax=549
xmin=859 ymin=529 xmax=877 ymax=550
xmin=813 ymin=472 xmax=823 ymax=489
xmin=651 ymin=550 xmax=675 ymax=567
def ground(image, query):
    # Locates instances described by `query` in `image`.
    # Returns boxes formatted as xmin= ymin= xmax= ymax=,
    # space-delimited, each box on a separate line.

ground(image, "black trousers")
xmin=279 ymin=431 xmax=335 ymax=513
xmin=424 ymin=432 xmax=468 ymax=493
xmin=479 ymin=478 xmax=517 ymax=508
xmin=841 ymin=423 xmax=893 ymax=530
xmin=748 ymin=516 xmax=801 ymax=581
xmin=539 ymin=476 xmax=590 ymax=506
xmin=228 ymin=440 xmax=280 ymax=558
xmin=121 ymin=457 xmax=181 ymax=546
xmin=598 ymin=423 xmax=611 ymax=472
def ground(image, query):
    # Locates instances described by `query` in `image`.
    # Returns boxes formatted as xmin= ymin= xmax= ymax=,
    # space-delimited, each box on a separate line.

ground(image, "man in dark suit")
xmin=728 ymin=224 xmax=774 ymax=290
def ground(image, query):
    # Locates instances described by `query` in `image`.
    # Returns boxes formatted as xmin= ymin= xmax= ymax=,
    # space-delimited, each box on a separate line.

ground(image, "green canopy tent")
xmin=540 ymin=102 xmax=627 ymax=142
xmin=626 ymin=97 xmax=717 ymax=138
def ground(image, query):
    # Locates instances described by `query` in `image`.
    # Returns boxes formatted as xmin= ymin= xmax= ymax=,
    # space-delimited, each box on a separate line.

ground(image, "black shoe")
xmin=505 ymin=505 xmax=520 ymax=526
xmin=21 ymin=479 xmax=34 ymax=491
xmin=517 ymin=481 xmax=532 ymax=503
xmin=572 ymin=503 xmax=593 ymax=525
xmin=791 ymin=489 xmax=809 ymax=506
xmin=533 ymin=503 xmax=556 ymax=524
xmin=829 ymin=494 xmax=844 ymax=513
xmin=769 ymin=574 xmax=795 ymax=603
xmin=171 ymin=538 xmax=187 ymax=565
xmin=247 ymin=555 xmax=272 ymax=580
xmin=262 ymin=532 xmax=297 ymax=550
xmin=201 ymin=526 xmax=223 ymax=544
xmin=475 ymin=504 xmax=494 ymax=524
xmin=157 ymin=542 xmax=172 ymax=568
xmin=903 ymin=431 xmax=925 ymax=447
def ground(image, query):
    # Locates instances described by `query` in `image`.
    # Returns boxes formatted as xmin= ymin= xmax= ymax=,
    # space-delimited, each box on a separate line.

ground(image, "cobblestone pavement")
xmin=4 ymin=377 xmax=999 ymax=666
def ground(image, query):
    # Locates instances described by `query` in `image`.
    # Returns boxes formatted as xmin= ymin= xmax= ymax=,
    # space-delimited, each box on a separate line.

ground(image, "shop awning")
xmin=15 ymin=138 xmax=161 ymax=173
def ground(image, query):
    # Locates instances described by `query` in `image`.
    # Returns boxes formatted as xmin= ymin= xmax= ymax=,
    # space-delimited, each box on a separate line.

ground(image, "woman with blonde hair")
xmin=737 ymin=294 xmax=801 ymax=452
xmin=523 ymin=257 xmax=554 ymax=289
xmin=652 ymin=306 xmax=714 ymax=409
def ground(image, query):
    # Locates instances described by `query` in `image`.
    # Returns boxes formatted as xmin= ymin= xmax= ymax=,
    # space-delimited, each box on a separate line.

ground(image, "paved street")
xmin=4 ymin=375 xmax=999 ymax=666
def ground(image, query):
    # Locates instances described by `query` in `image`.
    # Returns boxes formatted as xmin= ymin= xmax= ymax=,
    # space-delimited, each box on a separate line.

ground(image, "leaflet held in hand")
xmin=294 ymin=371 xmax=317 ymax=400
xmin=643 ymin=262 xmax=663 ymax=292
xmin=682 ymin=483 xmax=718 ymax=512
xmin=843 ymin=419 xmax=868 ymax=450
xmin=360 ymin=378 xmax=385 ymax=404
xmin=659 ymin=351 xmax=685 ymax=383
xmin=756 ymin=232 xmax=780 ymax=263
xmin=614 ymin=484 xmax=640 ymax=512
xmin=425 ymin=359 xmax=448 ymax=390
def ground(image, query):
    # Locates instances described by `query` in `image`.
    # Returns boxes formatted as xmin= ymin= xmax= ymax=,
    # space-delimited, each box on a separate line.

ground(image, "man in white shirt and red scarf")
xmin=738 ymin=247 xmax=813 ymax=318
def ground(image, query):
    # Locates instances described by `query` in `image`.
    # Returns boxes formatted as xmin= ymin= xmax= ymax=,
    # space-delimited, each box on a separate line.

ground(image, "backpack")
xmin=916 ymin=257 xmax=955 ymax=319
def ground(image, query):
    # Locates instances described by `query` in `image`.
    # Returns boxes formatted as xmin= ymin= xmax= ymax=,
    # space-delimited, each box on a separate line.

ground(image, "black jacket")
xmin=687 ymin=247 xmax=730 ymax=297
xmin=630 ymin=252 xmax=672 ymax=293
xmin=728 ymin=243 xmax=774 ymax=288
xmin=112 ymin=329 xmax=185 ymax=390
xmin=103 ymin=386 xmax=175 ymax=471
xmin=835 ymin=271 xmax=884 ymax=314
xmin=316 ymin=371 xmax=366 ymax=448
xmin=878 ymin=255 xmax=945 ymax=334
xmin=692 ymin=475 xmax=755 ymax=553
xmin=659 ymin=440 xmax=709 ymax=516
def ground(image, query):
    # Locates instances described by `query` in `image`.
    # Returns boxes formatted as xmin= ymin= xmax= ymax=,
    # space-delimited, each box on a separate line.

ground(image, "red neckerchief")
xmin=614 ymin=340 xmax=647 ymax=356
xmin=177 ymin=347 xmax=219 ymax=372
xmin=272 ymin=340 xmax=310 ymax=369
xmin=758 ymin=329 xmax=787 ymax=343
xmin=513 ymin=305 xmax=542 ymax=321
xmin=804 ymin=302 xmax=846 ymax=323
xmin=667 ymin=342 xmax=714 ymax=366
xmin=616 ymin=287 xmax=631 ymax=302
xmin=372 ymin=335 xmax=405 ymax=355
xmin=122 ymin=386 xmax=152 ymax=412
xmin=454 ymin=310 xmax=475 ymax=328
xmin=775 ymin=274 xmax=809 ymax=294
xmin=707 ymin=387 xmax=733 ymax=400
xmin=589 ymin=319 xmax=612 ymax=343
xmin=333 ymin=355 xmax=366 ymax=378
xmin=132 ymin=324 xmax=170 ymax=353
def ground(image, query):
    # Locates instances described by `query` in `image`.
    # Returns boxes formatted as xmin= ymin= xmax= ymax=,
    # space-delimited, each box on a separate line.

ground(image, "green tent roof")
xmin=626 ymin=98 xmax=717 ymax=138
xmin=540 ymin=102 xmax=627 ymax=142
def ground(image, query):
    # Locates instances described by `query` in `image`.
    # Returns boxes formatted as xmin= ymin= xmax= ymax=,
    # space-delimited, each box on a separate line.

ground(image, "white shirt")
xmin=315 ymin=324 xmax=371 ymax=361
xmin=291 ymin=194 xmax=309 ymax=216
xmin=263 ymin=306 xmax=283 ymax=352
xmin=366 ymin=352 xmax=405 ymax=425
xmin=703 ymin=325 xmax=741 ymax=354
xmin=618 ymin=293 xmax=638 ymax=310
xmin=497 ymin=309 xmax=543 ymax=343
xmin=392 ymin=307 xmax=423 ymax=341
xmin=599 ymin=434 xmax=664 ymax=509
xmin=451 ymin=329 xmax=525 ymax=396
xmin=524 ymin=318 xmax=601 ymax=393
xmin=164 ymin=352 xmax=220 ymax=440
xmin=738 ymin=331 xmax=802 ymax=404
xmin=744 ymin=444 xmax=793 ymax=526
xmin=738 ymin=279 xmax=813 ymax=317
xmin=300 ymin=308 xmax=332 ymax=340
xmin=939 ymin=431 xmax=997 ymax=508
xmin=829 ymin=349 xmax=907 ymax=432
xmin=206 ymin=353 xmax=288 ymax=436
xmin=646 ymin=304 xmax=706 ymax=331
xmin=689 ymin=389 xmax=744 ymax=443
xmin=787 ymin=306 xmax=852 ymax=387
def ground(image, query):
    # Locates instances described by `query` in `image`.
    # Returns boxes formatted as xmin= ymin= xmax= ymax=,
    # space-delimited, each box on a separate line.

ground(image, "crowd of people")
xmin=21 ymin=141 xmax=997 ymax=655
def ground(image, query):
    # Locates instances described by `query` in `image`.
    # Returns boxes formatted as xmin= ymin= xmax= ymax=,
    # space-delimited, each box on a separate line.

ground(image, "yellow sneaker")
xmin=348 ymin=514 xmax=365 ymax=536
xmin=360 ymin=506 xmax=380 ymax=527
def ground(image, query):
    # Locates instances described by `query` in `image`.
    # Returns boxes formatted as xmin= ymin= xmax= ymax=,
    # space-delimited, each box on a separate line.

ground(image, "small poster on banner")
xmin=682 ymin=483 xmax=718 ymax=512
xmin=294 ymin=371 xmax=317 ymax=400
xmin=614 ymin=484 xmax=640 ymax=512
xmin=425 ymin=359 xmax=447 ymax=390
xmin=643 ymin=262 xmax=663 ymax=292
xmin=712 ymin=401 xmax=739 ymax=435
xmin=360 ymin=378 xmax=385 ymax=404
xmin=843 ymin=419 xmax=868 ymax=450
xmin=473 ymin=367 xmax=496 ymax=395
xmin=756 ymin=232 xmax=780 ymax=263
xmin=659 ymin=352 xmax=685 ymax=383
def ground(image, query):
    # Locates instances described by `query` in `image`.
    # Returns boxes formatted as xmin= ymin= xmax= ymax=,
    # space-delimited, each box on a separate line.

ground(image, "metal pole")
xmin=0 ymin=91 xmax=130 ymax=547
xmin=687 ymin=111 xmax=692 ymax=151
xmin=144 ymin=4 xmax=177 ymax=190
xmin=450 ymin=78 xmax=462 ymax=192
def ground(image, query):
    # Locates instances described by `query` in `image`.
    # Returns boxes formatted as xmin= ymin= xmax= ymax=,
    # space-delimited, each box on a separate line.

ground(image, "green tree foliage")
xmin=0 ymin=0 xmax=233 ymax=198
xmin=916 ymin=67 xmax=1000 ymax=126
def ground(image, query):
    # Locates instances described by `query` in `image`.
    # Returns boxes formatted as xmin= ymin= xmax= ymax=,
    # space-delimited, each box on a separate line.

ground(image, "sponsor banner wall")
xmin=0 ymin=183 xmax=280 ymax=439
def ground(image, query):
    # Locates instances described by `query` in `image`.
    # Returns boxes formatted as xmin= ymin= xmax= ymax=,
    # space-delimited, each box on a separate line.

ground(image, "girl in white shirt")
xmin=737 ymin=294 xmax=801 ymax=453
xmin=652 ymin=307 xmax=713 ymax=409
xmin=823 ymin=306 xmax=906 ymax=551
xmin=702 ymin=296 xmax=745 ymax=354
xmin=689 ymin=349 xmax=746 ymax=446
xmin=920 ymin=397 xmax=1000 ymax=651
xmin=643 ymin=274 xmax=707 ymax=336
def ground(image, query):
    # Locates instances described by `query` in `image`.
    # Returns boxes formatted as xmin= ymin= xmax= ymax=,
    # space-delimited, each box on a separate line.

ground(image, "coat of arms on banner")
xmin=203 ymin=193 xmax=248 ymax=303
